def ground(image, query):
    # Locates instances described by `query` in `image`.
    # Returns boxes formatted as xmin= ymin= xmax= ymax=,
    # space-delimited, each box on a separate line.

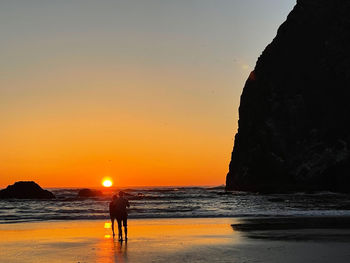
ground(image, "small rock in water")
xmin=77 ymin=188 xmax=103 ymax=198
xmin=0 ymin=181 xmax=55 ymax=199
xmin=268 ymin=198 xmax=285 ymax=203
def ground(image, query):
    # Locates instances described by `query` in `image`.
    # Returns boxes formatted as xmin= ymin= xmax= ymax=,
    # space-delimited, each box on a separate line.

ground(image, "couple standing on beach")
xmin=109 ymin=191 xmax=130 ymax=241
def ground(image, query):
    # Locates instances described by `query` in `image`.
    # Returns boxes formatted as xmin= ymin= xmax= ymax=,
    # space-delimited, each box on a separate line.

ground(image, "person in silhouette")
xmin=109 ymin=191 xmax=130 ymax=241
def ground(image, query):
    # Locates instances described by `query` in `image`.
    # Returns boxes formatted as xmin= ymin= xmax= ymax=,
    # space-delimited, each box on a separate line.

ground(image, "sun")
xmin=102 ymin=179 xmax=113 ymax=187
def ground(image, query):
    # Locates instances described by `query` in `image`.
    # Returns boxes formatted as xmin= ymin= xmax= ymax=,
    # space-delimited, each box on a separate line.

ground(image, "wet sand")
xmin=1 ymin=218 xmax=350 ymax=263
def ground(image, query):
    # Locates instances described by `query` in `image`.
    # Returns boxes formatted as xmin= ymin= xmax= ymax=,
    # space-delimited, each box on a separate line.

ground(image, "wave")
xmin=1 ymin=187 xmax=350 ymax=224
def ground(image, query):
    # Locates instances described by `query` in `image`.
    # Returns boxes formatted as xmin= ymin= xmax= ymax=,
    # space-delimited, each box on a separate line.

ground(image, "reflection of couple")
xmin=109 ymin=191 xmax=130 ymax=241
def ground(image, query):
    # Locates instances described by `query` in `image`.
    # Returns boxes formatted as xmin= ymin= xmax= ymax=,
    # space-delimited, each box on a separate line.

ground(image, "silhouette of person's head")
xmin=112 ymin=194 xmax=118 ymax=201
xmin=119 ymin=191 xmax=125 ymax=197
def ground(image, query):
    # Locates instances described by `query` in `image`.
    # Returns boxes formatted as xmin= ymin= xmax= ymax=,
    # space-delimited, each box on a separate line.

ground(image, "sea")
xmin=1 ymin=186 xmax=350 ymax=224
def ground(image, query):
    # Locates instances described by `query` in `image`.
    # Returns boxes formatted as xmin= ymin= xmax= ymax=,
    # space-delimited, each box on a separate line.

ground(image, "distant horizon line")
xmin=0 ymin=182 xmax=225 ymax=189
xmin=48 ymin=184 xmax=225 ymax=189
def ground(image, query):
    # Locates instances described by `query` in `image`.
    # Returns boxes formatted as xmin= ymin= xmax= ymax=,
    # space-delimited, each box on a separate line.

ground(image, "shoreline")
xmin=3 ymin=214 xmax=350 ymax=224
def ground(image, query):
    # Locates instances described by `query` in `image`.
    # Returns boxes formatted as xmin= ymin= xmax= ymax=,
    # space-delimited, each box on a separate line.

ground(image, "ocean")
xmin=1 ymin=186 xmax=350 ymax=223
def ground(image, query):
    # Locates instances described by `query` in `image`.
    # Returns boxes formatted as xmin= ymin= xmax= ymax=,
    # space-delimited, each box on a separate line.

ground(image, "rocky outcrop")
xmin=0 ymin=181 xmax=55 ymax=199
xmin=226 ymin=0 xmax=350 ymax=193
xmin=77 ymin=188 xmax=103 ymax=198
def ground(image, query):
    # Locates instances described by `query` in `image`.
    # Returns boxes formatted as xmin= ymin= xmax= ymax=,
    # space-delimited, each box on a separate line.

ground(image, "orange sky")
xmin=0 ymin=1 xmax=295 ymax=188
xmin=0 ymin=66 xmax=237 ymax=187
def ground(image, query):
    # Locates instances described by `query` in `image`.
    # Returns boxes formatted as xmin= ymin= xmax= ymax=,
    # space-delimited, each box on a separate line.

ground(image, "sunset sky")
xmin=0 ymin=0 xmax=295 ymax=188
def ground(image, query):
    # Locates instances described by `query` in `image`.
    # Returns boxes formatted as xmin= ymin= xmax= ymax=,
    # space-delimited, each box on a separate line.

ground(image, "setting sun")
xmin=102 ymin=179 xmax=113 ymax=188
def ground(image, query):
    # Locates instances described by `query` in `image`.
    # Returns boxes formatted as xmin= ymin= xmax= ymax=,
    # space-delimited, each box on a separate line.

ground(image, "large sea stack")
xmin=226 ymin=0 xmax=350 ymax=193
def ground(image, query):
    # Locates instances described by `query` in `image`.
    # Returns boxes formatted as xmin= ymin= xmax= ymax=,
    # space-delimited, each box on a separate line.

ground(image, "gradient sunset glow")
xmin=0 ymin=0 xmax=295 ymax=188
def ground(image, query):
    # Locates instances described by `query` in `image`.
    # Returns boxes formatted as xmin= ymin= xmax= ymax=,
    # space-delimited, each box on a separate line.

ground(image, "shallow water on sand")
xmin=1 ymin=218 xmax=350 ymax=263
xmin=0 ymin=218 xmax=240 ymax=263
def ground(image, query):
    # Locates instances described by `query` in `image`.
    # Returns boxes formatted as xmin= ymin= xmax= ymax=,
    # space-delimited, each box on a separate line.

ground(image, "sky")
xmin=0 ymin=0 xmax=296 ymax=188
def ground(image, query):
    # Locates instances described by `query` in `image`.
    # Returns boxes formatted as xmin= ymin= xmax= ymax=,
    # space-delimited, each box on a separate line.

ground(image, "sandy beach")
xmin=1 ymin=217 xmax=350 ymax=263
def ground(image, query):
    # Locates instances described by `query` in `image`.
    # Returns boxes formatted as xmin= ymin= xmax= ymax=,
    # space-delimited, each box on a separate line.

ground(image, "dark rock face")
xmin=226 ymin=0 xmax=350 ymax=193
xmin=77 ymin=189 xmax=103 ymax=198
xmin=0 ymin=181 xmax=55 ymax=199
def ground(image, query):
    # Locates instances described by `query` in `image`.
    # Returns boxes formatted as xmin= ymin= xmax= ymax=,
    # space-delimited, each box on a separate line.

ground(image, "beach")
xmin=1 ymin=218 xmax=350 ymax=263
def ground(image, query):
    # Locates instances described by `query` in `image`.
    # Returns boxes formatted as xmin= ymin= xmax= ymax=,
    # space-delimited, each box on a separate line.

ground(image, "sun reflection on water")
xmin=97 ymin=235 xmax=128 ymax=263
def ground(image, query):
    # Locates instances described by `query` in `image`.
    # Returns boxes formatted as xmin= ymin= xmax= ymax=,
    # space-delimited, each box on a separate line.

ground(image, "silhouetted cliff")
xmin=226 ymin=0 xmax=350 ymax=193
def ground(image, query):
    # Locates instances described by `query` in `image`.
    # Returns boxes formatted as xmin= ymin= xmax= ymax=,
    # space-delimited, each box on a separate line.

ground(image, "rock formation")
xmin=0 ymin=181 xmax=56 ymax=199
xmin=226 ymin=0 xmax=350 ymax=193
xmin=77 ymin=188 xmax=103 ymax=198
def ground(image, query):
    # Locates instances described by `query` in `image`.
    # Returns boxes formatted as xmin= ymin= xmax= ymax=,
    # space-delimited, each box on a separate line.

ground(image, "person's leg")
xmin=123 ymin=218 xmax=128 ymax=240
xmin=111 ymin=217 xmax=115 ymax=236
xmin=117 ymin=219 xmax=123 ymax=241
